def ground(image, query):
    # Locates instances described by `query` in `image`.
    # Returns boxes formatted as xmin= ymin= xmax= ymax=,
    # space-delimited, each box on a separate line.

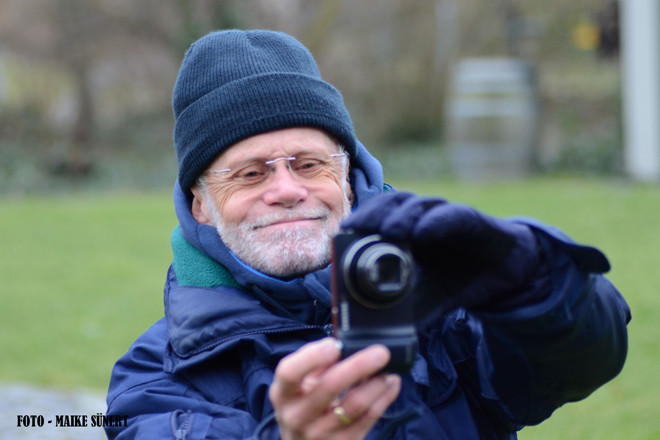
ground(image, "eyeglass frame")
xmin=200 ymin=151 xmax=348 ymax=189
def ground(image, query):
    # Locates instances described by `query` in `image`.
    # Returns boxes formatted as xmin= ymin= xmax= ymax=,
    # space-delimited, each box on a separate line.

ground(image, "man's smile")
xmin=247 ymin=210 xmax=330 ymax=231
xmin=262 ymin=217 xmax=323 ymax=228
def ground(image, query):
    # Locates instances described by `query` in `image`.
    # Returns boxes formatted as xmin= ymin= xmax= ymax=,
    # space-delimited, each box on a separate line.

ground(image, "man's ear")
xmin=190 ymin=187 xmax=212 ymax=225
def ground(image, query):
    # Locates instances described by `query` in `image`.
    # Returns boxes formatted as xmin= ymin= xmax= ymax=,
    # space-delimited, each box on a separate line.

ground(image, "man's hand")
xmin=269 ymin=338 xmax=402 ymax=440
xmin=341 ymin=192 xmax=542 ymax=316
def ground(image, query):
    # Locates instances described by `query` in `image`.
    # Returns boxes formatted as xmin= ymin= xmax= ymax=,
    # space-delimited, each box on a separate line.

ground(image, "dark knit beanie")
xmin=172 ymin=29 xmax=358 ymax=192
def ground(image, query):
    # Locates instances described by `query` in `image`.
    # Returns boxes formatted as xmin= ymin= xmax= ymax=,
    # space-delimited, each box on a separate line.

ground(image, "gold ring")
xmin=332 ymin=405 xmax=352 ymax=425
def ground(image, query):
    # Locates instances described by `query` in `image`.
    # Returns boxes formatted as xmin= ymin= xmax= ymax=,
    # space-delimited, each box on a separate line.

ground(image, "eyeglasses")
xmin=207 ymin=152 xmax=347 ymax=188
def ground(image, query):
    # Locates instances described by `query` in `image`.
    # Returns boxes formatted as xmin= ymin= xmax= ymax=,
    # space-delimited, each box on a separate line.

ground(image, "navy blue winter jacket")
xmin=106 ymin=141 xmax=630 ymax=439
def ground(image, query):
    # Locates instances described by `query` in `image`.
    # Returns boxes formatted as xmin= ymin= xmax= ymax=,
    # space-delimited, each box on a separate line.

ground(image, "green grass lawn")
xmin=1 ymin=177 xmax=658 ymax=438
xmin=0 ymin=192 xmax=175 ymax=390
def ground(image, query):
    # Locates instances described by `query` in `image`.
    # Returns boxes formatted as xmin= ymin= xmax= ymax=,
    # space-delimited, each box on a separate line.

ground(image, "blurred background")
xmin=3 ymin=1 xmax=660 ymax=439
xmin=0 ymin=0 xmax=628 ymax=193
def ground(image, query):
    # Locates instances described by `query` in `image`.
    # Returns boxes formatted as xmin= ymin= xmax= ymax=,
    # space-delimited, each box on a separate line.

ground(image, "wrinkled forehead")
xmin=209 ymin=127 xmax=341 ymax=170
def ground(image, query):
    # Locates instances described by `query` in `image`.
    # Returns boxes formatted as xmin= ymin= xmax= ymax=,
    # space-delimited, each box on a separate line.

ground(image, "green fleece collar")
xmin=170 ymin=225 xmax=240 ymax=288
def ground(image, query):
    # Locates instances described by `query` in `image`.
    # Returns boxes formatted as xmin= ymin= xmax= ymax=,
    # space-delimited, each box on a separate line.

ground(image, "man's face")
xmin=191 ymin=127 xmax=352 ymax=278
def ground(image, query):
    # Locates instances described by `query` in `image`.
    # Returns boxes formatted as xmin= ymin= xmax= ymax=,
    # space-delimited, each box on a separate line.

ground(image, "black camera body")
xmin=331 ymin=231 xmax=418 ymax=373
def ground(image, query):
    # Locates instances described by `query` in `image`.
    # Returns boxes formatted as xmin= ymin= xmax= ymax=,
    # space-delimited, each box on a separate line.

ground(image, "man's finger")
xmin=270 ymin=338 xmax=341 ymax=400
xmin=306 ymin=344 xmax=391 ymax=403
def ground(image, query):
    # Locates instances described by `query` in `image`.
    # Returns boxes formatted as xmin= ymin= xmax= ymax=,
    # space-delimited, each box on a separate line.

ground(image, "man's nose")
xmin=261 ymin=162 xmax=308 ymax=207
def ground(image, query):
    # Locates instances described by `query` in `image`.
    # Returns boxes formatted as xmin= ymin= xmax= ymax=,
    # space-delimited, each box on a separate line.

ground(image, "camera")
xmin=331 ymin=231 xmax=418 ymax=373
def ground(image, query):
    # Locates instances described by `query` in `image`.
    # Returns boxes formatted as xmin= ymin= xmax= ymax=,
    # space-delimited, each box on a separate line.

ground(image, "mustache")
xmin=243 ymin=208 xmax=332 ymax=231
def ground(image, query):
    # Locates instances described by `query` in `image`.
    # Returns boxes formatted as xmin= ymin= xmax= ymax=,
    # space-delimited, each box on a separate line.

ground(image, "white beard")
xmin=205 ymin=198 xmax=352 ymax=278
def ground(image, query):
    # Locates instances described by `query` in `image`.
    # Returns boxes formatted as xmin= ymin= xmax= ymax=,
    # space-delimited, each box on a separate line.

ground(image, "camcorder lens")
xmin=342 ymin=235 xmax=415 ymax=307
xmin=357 ymin=243 xmax=413 ymax=301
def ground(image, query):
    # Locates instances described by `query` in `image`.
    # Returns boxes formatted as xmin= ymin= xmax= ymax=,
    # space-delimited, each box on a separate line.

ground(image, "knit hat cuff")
xmin=175 ymin=72 xmax=357 ymax=191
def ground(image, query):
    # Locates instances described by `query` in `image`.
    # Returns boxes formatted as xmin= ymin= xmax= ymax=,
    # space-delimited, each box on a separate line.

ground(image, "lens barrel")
xmin=342 ymin=235 xmax=415 ymax=307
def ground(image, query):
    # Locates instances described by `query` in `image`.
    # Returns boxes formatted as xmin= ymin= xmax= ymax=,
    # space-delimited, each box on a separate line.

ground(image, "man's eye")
xmin=294 ymin=159 xmax=323 ymax=173
xmin=237 ymin=166 xmax=266 ymax=180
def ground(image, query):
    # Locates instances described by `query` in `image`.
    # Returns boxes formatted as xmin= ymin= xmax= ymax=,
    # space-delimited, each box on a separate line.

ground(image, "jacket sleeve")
xmin=105 ymin=318 xmax=277 ymax=440
xmin=438 ymin=221 xmax=631 ymax=428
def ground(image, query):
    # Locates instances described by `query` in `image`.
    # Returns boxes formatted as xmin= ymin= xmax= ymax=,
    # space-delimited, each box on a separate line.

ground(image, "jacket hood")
xmin=170 ymin=139 xmax=385 ymax=325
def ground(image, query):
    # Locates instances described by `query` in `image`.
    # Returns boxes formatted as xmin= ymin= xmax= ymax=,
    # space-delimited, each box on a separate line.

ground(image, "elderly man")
xmin=105 ymin=30 xmax=630 ymax=440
